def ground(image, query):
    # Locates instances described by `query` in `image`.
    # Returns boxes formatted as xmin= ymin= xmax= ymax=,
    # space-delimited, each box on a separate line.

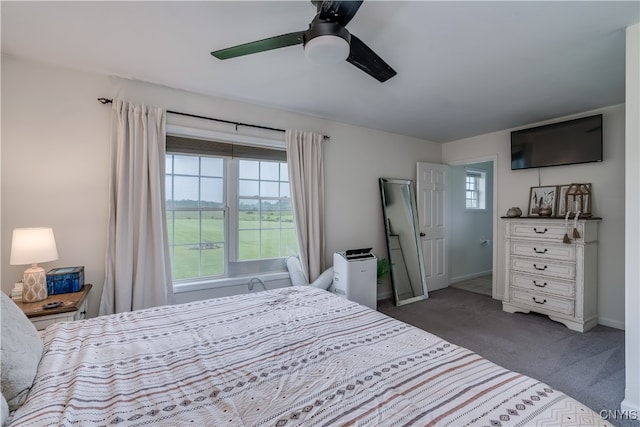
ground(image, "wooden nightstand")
xmin=15 ymin=284 xmax=92 ymax=331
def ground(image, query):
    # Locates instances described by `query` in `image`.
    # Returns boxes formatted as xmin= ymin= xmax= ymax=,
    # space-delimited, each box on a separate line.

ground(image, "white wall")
xmin=442 ymin=104 xmax=626 ymax=329
xmin=0 ymin=55 xmax=442 ymax=315
xmin=622 ymin=22 xmax=640 ymax=414
xmin=449 ymin=161 xmax=494 ymax=282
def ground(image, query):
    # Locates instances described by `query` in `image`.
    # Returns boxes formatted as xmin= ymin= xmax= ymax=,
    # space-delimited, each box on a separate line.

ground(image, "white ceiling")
xmin=2 ymin=1 xmax=638 ymax=142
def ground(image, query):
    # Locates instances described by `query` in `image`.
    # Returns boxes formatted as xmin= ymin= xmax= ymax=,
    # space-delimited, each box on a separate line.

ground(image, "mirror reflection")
xmin=379 ymin=178 xmax=429 ymax=305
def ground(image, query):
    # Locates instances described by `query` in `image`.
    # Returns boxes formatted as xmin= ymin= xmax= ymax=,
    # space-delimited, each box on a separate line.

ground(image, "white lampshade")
xmin=304 ymin=35 xmax=350 ymax=64
xmin=10 ymin=227 xmax=59 ymax=266
xmin=10 ymin=227 xmax=59 ymax=303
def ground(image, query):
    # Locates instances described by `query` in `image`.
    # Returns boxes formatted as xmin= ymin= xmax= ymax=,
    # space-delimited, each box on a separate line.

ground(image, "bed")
xmin=3 ymin=286 xmax=606 ymax=426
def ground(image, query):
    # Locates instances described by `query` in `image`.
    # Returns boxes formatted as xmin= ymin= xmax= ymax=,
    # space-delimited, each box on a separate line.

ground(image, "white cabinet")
xmin=333 ymin=251 xmax=377 ymax=309
xmin=502 ymin=218 xmax=599 ymax=332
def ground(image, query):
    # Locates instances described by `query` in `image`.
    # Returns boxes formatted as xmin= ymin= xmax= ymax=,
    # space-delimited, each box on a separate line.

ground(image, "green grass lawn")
xmin=167 ymin=211 xmax=297 ymax=280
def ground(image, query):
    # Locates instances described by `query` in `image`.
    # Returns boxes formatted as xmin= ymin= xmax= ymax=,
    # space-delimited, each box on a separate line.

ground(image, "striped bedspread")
xmin=8 ymin=286 xmax=606 ymax=426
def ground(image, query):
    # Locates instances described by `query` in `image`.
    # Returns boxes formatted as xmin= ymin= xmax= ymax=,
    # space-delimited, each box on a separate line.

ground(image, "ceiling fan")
xmin=210 ymin=0 xmax=397 ymax=83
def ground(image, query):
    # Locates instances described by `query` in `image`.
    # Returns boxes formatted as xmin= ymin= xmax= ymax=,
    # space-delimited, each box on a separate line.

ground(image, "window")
xmin=165 ymin=135 xmax=298 ymax=283
xmin=465 ymin=169 xmax=486 ymax=210
xmin=237 ymin=160 xmax=297 ymax=261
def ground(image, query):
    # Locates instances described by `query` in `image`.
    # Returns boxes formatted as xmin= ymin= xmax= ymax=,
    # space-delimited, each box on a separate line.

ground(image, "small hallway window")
xmin=465 ymin=169 xmax=486 ymax=210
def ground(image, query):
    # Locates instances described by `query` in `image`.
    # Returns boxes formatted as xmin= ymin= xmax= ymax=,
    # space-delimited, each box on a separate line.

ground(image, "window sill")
xmin=465 ymin=208 xmax=487 ymax=213
xmin=173 ymin=271 xmax=290 ymax=294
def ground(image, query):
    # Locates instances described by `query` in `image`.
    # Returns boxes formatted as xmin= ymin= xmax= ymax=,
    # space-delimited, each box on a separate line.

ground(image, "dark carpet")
xmin=378 ymin=287 xmax=637 ymax=427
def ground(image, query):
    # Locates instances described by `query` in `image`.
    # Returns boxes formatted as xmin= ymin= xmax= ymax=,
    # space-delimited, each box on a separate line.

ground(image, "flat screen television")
xmin=511 ymin=114 xmax=603 ymax=170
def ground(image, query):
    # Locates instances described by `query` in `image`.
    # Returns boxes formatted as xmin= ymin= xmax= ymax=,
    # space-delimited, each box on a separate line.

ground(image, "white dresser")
xmin=502 ymin=218 xmax=600 ymax=332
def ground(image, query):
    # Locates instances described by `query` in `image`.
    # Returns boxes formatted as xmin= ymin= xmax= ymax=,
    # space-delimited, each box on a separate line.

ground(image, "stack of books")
xmin=10 ymin=282 xmax=23 ymax=301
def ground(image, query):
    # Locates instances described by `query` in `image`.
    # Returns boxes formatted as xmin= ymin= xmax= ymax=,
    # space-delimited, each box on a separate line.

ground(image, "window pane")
xmin=201 ymin=157 xmax=223 ymax=177
xmin=239 ymin=229 xmax=260 ymax=260
xmin=281 ymin=198 xmax=292 ymax=213
xmin=261 ymin=200 xmax=280 ymax=229
xmin=166 ymin=176 xmax=174 ymax=208
xmin=261 ymin=229 xmax=280 ymax=258
xmin=174 ymin=176 xmax=199 ymax=207
xmin=166 ymin=155 xmax=173 ymax=174
xmin=174 ymin=155 xmax=199 ymax=175
xmin=201 ymin=244 xmax=224 ymax=277
xmin=281 ymin=229 xmax=298 ymax=256
xmin=239 ymin=199 xmax=259 ymax=229
xmin=260 ymin=181 xmax=279 ymax=197
xmin=280 ymin=182 xmax=290 ymax=198
xmin=200 ymin=177 xmax=223 ymax=206
xmin=280 ymin=163 xmax=289 ymax=182
xmin=239 ymin=179 xmax=259 ymax=197
xmin=173 ymin=211 xmax=200 ymax=244
xmin=173 ymin=245 xmax=200 ymax=280
xmin=239 ymin=160 xmax=259 ymax=179
xmin=166 ymin=211 xmax=174 ymax=245
xmin=201 ymin=211 xmax=224 ymax=277
xmin=202 ymin=211 xmax=224 ymax=244
xmin=260 ymin=162 xmax=279 ymax=181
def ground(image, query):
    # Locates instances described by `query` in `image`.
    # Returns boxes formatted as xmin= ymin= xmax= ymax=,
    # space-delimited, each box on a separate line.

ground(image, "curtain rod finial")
xmin=97 ymin=97 xmax=113 ymax=104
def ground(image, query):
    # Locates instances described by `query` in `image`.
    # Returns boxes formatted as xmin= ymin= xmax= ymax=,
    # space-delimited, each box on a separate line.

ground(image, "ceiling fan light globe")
xmin=304 ymin=35 xmax=350 ymax=64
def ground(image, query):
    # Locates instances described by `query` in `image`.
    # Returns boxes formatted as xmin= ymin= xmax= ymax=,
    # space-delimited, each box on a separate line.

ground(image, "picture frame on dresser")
xmin=557 ymin=183 xmax=592 ymax=217
xmin=527 ymin=185 xmax=557 ymax=216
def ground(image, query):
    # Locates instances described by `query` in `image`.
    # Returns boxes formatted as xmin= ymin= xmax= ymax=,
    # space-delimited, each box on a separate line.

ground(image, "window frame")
xmin=464 ymin=169 xmax=487 ymax=212
xmin=165 ymin=132 xmax=297 ymax=287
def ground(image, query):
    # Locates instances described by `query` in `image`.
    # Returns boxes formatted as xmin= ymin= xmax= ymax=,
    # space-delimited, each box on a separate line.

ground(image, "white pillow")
xmin=0 ymin=292 xmax=43 ymax=411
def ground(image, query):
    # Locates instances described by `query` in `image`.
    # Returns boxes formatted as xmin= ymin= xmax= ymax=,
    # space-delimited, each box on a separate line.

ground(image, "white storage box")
xmin=333 ymin=248 xmax=377 ymax=309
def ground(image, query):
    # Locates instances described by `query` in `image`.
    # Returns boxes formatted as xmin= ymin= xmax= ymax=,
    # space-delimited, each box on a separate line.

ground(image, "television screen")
xmin=511 ymin=114 xmax=603 ymax=170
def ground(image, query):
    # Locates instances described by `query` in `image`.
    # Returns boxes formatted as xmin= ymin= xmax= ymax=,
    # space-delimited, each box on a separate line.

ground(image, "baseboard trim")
xmin=598 ymin=316 xmax=625 ymax=330
xmin=621 ymin=397 xmax=640 ymax=412
xmin=377 ymin=290 xmax=393 ymax=301
xmin=449 ymin=270 xmax=493 ymax=284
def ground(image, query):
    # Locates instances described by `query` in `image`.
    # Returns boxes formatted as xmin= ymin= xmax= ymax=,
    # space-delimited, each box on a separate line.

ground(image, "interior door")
xmin=416 ymin=162 xmax=449 ymax=291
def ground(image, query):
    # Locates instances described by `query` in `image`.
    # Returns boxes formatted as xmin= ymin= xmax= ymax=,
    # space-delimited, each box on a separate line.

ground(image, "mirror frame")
xmin=379 ymin=178 xmax=429 ymax=306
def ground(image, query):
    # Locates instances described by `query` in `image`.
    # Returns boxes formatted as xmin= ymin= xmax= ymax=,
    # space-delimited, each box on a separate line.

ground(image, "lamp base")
xmin=22 ymin=265 xmax=48 ymax=302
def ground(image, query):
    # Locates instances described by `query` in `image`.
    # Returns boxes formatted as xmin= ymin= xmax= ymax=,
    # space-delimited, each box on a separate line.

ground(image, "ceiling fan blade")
xmin=318 ymin=0 xmax=363 ymax=26
xmin=211 ymin=31 xmax=304 ymax=60
xmin=346 ymin=34 xmax=396 ymax=82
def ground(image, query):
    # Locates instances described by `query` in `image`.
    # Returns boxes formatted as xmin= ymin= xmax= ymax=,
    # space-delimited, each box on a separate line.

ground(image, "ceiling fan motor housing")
xmin=304 ymin=20 xmax=351 ymax=63
xmin=304 ymin=20 xmax=351 ymax=45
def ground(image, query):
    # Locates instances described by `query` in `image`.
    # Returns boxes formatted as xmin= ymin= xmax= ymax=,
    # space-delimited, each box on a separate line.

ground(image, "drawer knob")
xmin=533 ymin=247 xmax=548 ymax=254
xmin=532 ymin=297 xmax=547 ymax=304
xmin=533 ymin=280 xmax=547 ymax=287
xmin=533 ymin=228 xmax=548 ymax=234
xmin=533 ymin=264 xmax=548 ymax=271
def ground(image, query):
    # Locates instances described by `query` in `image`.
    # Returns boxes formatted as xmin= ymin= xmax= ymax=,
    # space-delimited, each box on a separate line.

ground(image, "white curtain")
xmin=286 ymin=130 xmax=325 ymax=282
xmin=99 ymin=99 xmax=174 ymax=315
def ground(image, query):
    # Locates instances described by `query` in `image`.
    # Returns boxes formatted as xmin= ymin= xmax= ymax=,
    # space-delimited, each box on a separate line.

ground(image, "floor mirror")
xmin=379 ymin=178 xmax=429 ymax=306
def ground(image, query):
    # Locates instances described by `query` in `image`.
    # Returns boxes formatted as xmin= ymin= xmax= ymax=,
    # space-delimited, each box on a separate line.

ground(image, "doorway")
xmin=448 ymin=158 xmax=496 ymax=298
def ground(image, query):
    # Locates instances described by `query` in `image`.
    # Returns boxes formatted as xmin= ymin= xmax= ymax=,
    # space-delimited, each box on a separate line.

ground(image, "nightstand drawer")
xmin=510 ymin=240 xmax=575 ymax=262
xmin=30 ymin=312 xmax=77 ymax=330
xmin=510 ymin=272 xmax=575 ymax=298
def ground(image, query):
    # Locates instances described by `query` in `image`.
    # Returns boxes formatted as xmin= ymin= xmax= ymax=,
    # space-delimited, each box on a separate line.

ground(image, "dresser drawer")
xmin=511 ymin=257 xmax=575 ymax=280
xmin=508 ymin=221 xmax=568 ymax=241
xmin=510 ymin=240 xmax=575 ymax=261
xmin=511 ymin=289 xmax=575 ymax=317
xmin=510 ymin=272 xmax=575 ymax=298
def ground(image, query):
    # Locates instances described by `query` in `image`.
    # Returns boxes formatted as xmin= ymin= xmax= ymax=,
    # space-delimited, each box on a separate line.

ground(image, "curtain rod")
xmin=97 ymin=98 xmax=330 ymax=141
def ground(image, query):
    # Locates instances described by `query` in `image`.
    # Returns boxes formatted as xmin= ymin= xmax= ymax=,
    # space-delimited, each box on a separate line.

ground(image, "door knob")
xmin=420 ymin=232 xmax=426 ymax=237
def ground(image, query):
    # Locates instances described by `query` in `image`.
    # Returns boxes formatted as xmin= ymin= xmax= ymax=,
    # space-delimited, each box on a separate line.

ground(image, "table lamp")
xmin=10 ymin=227 xmax=59 ymax=302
